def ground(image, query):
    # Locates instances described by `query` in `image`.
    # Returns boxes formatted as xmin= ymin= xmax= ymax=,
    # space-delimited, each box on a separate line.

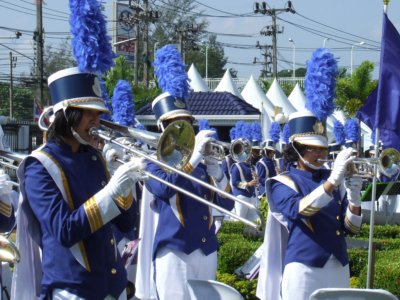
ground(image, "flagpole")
xmin=366 ymin=0 xmax=390 ymax=288
xmin=383 ymin=0 xmax=389 ymax=14
xmin=366 ymin=127 xmax=379 ymax=288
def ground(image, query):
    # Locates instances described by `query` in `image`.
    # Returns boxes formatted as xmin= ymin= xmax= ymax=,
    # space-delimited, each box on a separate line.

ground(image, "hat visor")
xmin=292 ymin=135 xmax=328 ymax=148
xmin=159 ymin=110 xmax=194 ymax=122
xmin=53 ymin=98 xmax=110 ymax=114
xmin=265 ymin=146 xmax=276 ymax=151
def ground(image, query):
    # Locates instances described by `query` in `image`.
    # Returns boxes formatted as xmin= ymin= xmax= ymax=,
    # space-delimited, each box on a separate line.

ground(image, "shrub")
xmin=348 ymin=248 xmax=368 ymax=277
xmin=218 ymin=238 xmax=261 ymax=274
xmin=357 ymin=250 xmax=400 ymax=298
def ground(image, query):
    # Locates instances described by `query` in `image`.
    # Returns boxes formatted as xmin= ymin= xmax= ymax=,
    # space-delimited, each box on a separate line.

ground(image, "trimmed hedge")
xmin=217 ymin=221 xmax=400 ymax=299
xmin=357 ymin=250 xmax=400 ymax=297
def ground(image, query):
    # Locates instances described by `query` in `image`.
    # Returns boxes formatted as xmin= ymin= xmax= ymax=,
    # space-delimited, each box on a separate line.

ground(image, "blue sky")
xmin=1 ymin=0 xmax=399 ymax=80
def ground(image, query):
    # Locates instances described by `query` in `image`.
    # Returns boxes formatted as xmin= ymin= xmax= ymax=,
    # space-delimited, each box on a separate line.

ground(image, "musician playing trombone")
xmin=138 ymin=91 xmax=234 ymax=300
xmin=12 ymin=67 xmax=146 ymax=300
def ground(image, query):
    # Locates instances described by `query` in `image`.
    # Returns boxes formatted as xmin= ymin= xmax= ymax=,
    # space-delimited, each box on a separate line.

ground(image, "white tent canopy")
xmin=287 ymin=83 xmax=307 ymax=112
xmin=214 ymin=69 xmax=242 ymax=98
xmin=187 ymin=64 xmax=210 ymax=92
xmin=266 ymin=78 xmax=296 ymax=117
xmin=241 ymin=75 xmax=275 ymax=117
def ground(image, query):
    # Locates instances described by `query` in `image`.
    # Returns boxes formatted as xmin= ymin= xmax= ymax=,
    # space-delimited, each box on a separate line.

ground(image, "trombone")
xmin=91 ymin=121 xmax=263 ymax=230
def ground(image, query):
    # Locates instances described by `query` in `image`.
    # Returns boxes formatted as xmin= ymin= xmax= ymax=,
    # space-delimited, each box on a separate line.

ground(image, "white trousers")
xmin=234 ymin=195 xmax=258 ymax=221
xmin=155 ymin=247 xmax=217 ymax=300
xmin=281 ymin=256 xmax=349 ymax=300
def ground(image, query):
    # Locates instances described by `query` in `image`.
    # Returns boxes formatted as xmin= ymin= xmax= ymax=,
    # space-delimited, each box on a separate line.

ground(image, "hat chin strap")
xmin=71 ymin=128 xmax=89 ymax=145
xmin=292 ymin=143 xmax=322 ymax=171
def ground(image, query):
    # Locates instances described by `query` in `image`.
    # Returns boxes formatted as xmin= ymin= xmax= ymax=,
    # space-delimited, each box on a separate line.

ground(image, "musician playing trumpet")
xmin=230 ymin=138 xmax=260 ymax=221
xmin=257 ymin=110 xmax=363 ymax=300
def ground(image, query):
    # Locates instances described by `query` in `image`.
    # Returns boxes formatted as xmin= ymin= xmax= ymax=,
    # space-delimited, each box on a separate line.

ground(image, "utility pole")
xmin=176 ymin=23 xmax=199 ymax=63
xmin=9 ymin=52 xmax=17 ymax=118
xmin=254 ymin=1 xmax=295 ymax=78
xmin=255 ymin=41 xmax=272 ymax=78
xmin=35 ymin=0 xmax=44 ymax=107
xmin=128 ymin=0 xmax=160 ymax=86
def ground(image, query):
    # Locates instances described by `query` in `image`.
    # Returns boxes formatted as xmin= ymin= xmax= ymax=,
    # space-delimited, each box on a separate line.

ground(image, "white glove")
xmin=205 ymin=157 xmax=223 ymax=182
xmin=188 ymin=130 xmax=215 ymax=169
xmin=327 ymin=148 xmax=355 ymax=187
xmin=0 ymin=169 xmax=12 ymax=197
xmin=102 ymin=158 xmax=147 ymax=199
xmin=345 ymin=176 xmax=362 ymax=207
xmin=102 ymin=139 xmax=131 ymax=174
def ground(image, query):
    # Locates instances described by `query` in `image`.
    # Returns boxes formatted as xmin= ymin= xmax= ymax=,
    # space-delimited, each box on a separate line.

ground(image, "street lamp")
xmin=202 ymin=41 xmax=208 ymax=79
xmin=288 ymin=38 xmax=295 ymax=78
xmin=323 ymin=38 xmax=330 ymax=47
xmin=350 ymin=41 xmax=365 ymax=75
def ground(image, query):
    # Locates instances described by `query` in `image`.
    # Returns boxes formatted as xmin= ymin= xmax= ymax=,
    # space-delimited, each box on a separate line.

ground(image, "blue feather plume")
xmin=69 ymin=0 xmax=115 ymax=73
xmin=282 ymin=124 xmax=290 ymax=144
xmin=154 ymin=44 xmax=189 ymax=99
xmin=198 ymin=119 xmax=210 ymax=131
xmin=251 ymin=122 xmax=262 ymax=143
xmin=269 ymin=122 xmax=281 ymax=144
xmin=344 ymin=118 xmax=360 ymax=142
xmin=333 ymin=120 xmax=345 ymax=145
xmin=111 ymin=80 xmax=134 ymax=126
xmin=234 ymin=121 xmax=246 ymax=139
xmin=304 ymin=48 xmax=338 ymax=121
xmin=241 ymin=123 xmax=252 ymax=141
xmin=229 ymin=127 xmax=237 ymax=141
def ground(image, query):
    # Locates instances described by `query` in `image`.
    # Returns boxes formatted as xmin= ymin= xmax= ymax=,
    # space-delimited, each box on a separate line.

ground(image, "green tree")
xmin=105 ymin=55 xmax=134 ymax=97
xmin=0 ymin=83 xmax=34 ymax=120
xmin=42 ymin=38 xmax=75 ymax=78
xmin=105 ymin=55 xmax=160 ymax=111
xmin=31 ymin=38 xmax=76 ymax=107
xmin=185 ymin=34 xmax=227 ymax=78
xmin=335 ymin=61 xmax=377 ymax=118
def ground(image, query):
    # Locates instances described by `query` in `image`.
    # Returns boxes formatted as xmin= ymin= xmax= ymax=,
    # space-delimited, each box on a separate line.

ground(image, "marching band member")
xmin=143 ymin=91 xmax=234 ymax=300
xmin=230 ymin=152 xmax=259 ymax=221
xmin=136 ymin=44 xmax=234 ymax=300
xmin=256 ymin=139 xmax=277 ymax=198
xmin=12 ymin=67 xmax=146 ymax=300
xmin=257 ymin=48 xmax=363 ymax=300
xmin=257 ymin=110 xmax=363 ymax=300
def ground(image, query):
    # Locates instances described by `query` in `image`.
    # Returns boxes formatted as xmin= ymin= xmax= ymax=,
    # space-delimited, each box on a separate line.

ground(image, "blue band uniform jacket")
xmin=256 ymin=166 xmax=362 ymax=300
xmin=144 ymin=161 xmax=234 ymax=260
xmin=20 ymin=142 xmax=137 ymax=300
xmin=230 ymin=161 xmax=256 ymax=198
xmin=269 ymin=167 xmax=361 ymax=268
xmin=256 ymin=157 xmax=277 ymax=196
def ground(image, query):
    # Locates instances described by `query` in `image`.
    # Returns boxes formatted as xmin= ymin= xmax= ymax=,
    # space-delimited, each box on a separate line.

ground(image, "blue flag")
xmin=357 ymin=13 xmax=400 ymax=149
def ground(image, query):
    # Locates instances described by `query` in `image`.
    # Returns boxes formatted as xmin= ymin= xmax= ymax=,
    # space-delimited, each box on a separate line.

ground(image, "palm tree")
xmin=335 ymin=61 xmax=377 ymax=118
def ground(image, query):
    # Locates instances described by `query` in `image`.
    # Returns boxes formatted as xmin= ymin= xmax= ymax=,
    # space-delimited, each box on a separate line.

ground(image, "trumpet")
xmin=203 ymin=138 xmax=252 ymax=163
xmin=90 ymin=122 xmax=264 ymax=230
xmin=319 ymin=148 xmax=400 ymax=178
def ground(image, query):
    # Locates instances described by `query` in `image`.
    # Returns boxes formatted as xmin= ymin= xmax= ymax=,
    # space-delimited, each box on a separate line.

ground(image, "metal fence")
xmin=204 ymin=77 xmax=305 ymax=92
xmin=1 ymin=119 xmax=43 ymax=154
